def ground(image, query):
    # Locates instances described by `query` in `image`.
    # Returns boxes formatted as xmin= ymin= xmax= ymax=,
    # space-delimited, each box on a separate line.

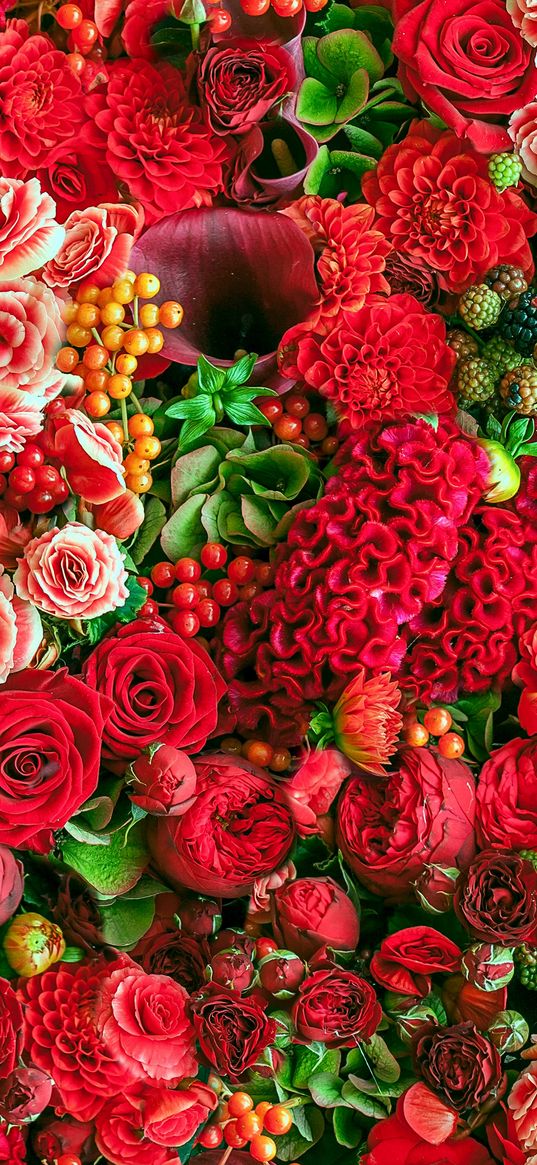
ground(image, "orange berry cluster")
xmin=403 ymin=707 xmax=465 ymax=758
xmin=255 ymin=392 xmax=336 ymax=456
xmin=220 ymin=735 xmax=291 ymax=773
xmin=198 ymin=1091 xmax=296 ymax=1162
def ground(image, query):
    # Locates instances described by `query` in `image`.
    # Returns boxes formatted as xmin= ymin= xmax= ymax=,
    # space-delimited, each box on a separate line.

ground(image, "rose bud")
xmin=178 ymin=897 xmax=222 ymax=938
xmin=414 ymin=864 xmax=459 ymax=914
xmin=477 ymin=439 xmax=521 ymax=503
xmin=0 ymin=1068 xmax=52 ymax=1124
xmin=0 ymin=845 xmax=24 ymax=927
xmin=396 ymin=1004 xmax=442 ymax=1045
xmin=209 ymin=948 xmax=255 ymax=993
xmin=32 ymin=1116 xmax=95 ymax=1164
xmin=211 ymin=929 xmax=255 ymax=959
xmin=92 ymin=490 xmax=145 ymax=539
xmin=127 ymin=744 xmax=197 ymax=816
xmin=488 ymin=1010 xmax=530 ymax=1054
xmin=258 ymin=950 xmax=305 ymax=998
xmin=272 ymin=877 xmax=359 ymax=961
xmin=461 ymin=943 xmax=515 ymax=992
xmin=3 ymin=912 xmax=65 ymax=976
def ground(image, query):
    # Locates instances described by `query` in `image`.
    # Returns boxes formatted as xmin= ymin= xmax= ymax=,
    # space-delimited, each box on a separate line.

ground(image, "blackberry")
xmin=515 ymin=943 xmax=537 ymax=990
xmin=500 ymin=364 xmax=537 ymax=414
xmin=481 ymin=336 xmax=524 ymax=377
xmin=488 ymin=152 xmax=522 ymax=192
xmin=459 ymin=284 xmax=502 ymax=330
xmin=499 ymin=286 xmax=537 ymax=354
xmin=486 ymin=264 xmax=528 ymax=302
xmin=457 ymin=357 xmax=495 ymax=404
xmin=447 ymin=328 xmax=479 ymax=361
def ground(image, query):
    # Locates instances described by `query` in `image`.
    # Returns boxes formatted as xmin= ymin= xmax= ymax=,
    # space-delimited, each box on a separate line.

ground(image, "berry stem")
xmin=130 ymin=390 xmax=144 ymax=412
xmin=216 ymin=1147 xmax=234 ymax=1165
xmin=120 ymin=397 xmax=129 ymax=441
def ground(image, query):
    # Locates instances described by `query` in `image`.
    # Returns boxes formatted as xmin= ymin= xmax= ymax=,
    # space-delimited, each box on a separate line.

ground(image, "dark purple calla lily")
xmin=130 ymin=206 xmax=318 ymax=383
xmin=228 ymin=115 xmax=319 ymax=208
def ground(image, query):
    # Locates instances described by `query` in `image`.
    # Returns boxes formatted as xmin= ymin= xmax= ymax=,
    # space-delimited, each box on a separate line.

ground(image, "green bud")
xmin=488 ymin=1009 xmax=529 ymax=1054
xmin=477 ymin=438 xmax=521 ymax=503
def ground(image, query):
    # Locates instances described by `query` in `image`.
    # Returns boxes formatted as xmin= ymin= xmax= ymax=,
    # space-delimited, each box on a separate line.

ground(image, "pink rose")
xmin=128 ymin=745 xmax=197 ymax=816
xmin=0 ymin=503 xmax=31 ymax=569
xmin=143 ymin=1082 xmax=217 ymax=1147
xmin=283 ymin=748 xmax=350 ymax=836
xmin=0 ymin=278 xmax=64 ymax=401
xmin=0 ymin=386 xmax=47 ymax=454
xmin=42 ymin=202 xmax=143 ymax=290
xmin=509 ymin=103 xmax=537 ymax=183
xmin=49 ymin=409 xmax=125 ymax=503
xmin=0 ymin=177 xmax=64 ymax=280
xmin=0 ymin=566 xmax=42 ymax=683
xmin=91 ymin=491 xmax=144 ymax=539
xmin=507 ymin=0 xmax=537 ymax=46
xmin=14 ymin=522 xmax=128 ymax=620
xmin=509 ymin=1065 xmax=537 ymax=1156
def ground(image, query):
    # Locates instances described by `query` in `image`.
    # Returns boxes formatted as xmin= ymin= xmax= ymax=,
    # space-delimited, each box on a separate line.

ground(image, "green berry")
xmin=500 ymin=364 xmax=537 ymax=415
xmin=481 ymin=337 xmax=525 ymax=378
xmin=459 ymin=285 xmax=503 ymax=330
xmin=457 ymin=356 xmax=495 ymax=404
xmin=515 ymin=943 xmax=537 ymax=988
xmin=520 ymin=849 xmax=537 ymax=868
xmin=488 ymin=152 xmax=523 ymax=192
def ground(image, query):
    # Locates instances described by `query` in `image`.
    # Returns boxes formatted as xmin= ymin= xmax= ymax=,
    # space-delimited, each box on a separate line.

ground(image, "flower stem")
xmin=190 ymin=21 xmax=200 ymax=49
xmin=120 ymin=397 xmax=129 ymax=441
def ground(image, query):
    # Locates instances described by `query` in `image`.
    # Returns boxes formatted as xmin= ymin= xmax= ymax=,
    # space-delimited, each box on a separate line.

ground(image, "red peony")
xmin=272 ymin=877 xmax=359 ymax=960
xmin=362 ymin=122 xmax=537 ymax=292
xmin=454 ymin=850 xmax=537 ymax=944
xmin=476 ymin=737 xmax=537 ymax=849
xmin=392 ymin=0 xmax=537 ymax=153
xmin=85 ymin=59 xmax=227 ymax=224
xmin=370 ymin=927 xmax=462 ymax=997
xmin=279 ymin=294 xmax=456 ymax=426
xmin=133 ymin=929 xmax=209 ymax=993
xmin=337 ymin=747 xmax=476 ymax=901
xmin=191 ymin=984 xmax=276 ymax=1081
xmin=0 ymin=21 xmax=85 ymax=177
xmin=292 ymin=968 xmax=381 ymax=1048
xmin=362 ymin=1103 xmax=495 ymax=1164
xmin=412 ymin=1022 xmax=502 ymax=1113
xmin=197 ymin=38 xmax=295 ymax=136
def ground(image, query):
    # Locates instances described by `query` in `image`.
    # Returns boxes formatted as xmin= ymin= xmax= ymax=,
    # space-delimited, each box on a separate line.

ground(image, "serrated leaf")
xmin=197 ymin=354 xmax=226 ymax=395
xmin=131 ymin=496 xmax=167 ymax=565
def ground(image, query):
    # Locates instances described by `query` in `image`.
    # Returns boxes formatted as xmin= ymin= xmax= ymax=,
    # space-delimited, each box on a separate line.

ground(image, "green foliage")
xmin=166 ymin=352 xmax=277 ymax=447
xmin=85 ymin=575 xmax=147 ymax=646
xmin=61 ymin=819 xmax=149 ymax=895
xmin=297 ymin=30 xmax=384 ymax=142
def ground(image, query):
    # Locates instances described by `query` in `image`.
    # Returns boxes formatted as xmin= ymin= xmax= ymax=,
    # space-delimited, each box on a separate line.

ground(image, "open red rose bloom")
xmin=2 ymin=1 xmax=537 ymax=1163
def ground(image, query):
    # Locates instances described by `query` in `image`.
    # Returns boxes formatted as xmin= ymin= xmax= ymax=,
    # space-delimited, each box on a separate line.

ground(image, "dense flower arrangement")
xmin=2 ymin=0 xmax=537 ymax=1164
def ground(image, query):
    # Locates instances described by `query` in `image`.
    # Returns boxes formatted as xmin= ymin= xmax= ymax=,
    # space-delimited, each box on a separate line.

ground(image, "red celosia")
xmin=361 ymin=121 xmax=537 ymax=293
xmin=85 ymin=60 xmax=227 ymax=224
xmin=279 ymin=293 xmax=456 ymax=426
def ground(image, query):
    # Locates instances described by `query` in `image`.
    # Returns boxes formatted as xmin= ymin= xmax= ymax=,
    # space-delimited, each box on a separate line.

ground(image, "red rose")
xmin=454 ymin=850 xmax=537 ymax=944
xmin=149 ymin=755 xmax=295 ymax=897
xmin=134 ymin=930 xmax=209 ymax=994
xmin=197 ymin=38 xmax=294 ymax=136
xmin=142 ymin=1082 xmax=217 ymax=1147
xmin=272 ymin=877 xmax=359 ymax=960
xmin=36 ymin=141 xmax=119 ymax=223
xmin=0 ymin=845 xmax=23 ymax=926
xmin=392 ymin=0 xmax=537 ymax=152
xmin=0 ymin=981 xmax=22 ymax=1080
xmin=0 ymin=669 xmax=111 ymax=851
xmin=191 ymin=984 xmax=276 ymax=1081
xmin=95 ymin=1094 xmax=180 ymax=1165
xmin=292 ymin=969 xmax=381 ymax=1048
xmin=476 ymin=737 xmax=537 ymax=849
xmin=95 ymin=957 xmax=197 ymax=1085
xmin=128 ymin=745 xmax=197 ymax=816
xmin=0 ymin=1068 xmax=52 ymax=1125
xmin=412 ymin=1022 xmax=502 ymax=1113
xmin=370 ymin=927 xmax=462 ymax=997
xmin=362 ymin=1102 xmax=495 ymax=1164
xmin=337 ymin=747 xmax=476 ymax=901
xmin=82 ymin=619 xmax=225 ymax=770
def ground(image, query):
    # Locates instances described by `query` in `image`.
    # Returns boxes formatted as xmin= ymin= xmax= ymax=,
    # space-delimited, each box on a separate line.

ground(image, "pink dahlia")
xmin=362 ymin=121 xmax=537 ymax=293
xmin=85 ymin=60 xmax=227 ymax=224
xmin=0 ymin=21 xmax=84 ymax=177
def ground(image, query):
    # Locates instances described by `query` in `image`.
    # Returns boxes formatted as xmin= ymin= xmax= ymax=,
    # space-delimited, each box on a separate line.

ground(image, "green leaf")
xmin=308 ymin=1073 xmax=346 ymax=1108
xmin=240 ymin=494 xmax=278 ymax=545
xmin=333 ymin=1107 xmax=365 ymax=1148
xmin=297 ymin=78 xmax=338 ymax=126
xmin=179 ymin=412 xmax=216 ymax=448
xmin=224 ymin=401 xmax=270 ymax=427
xmin=343 ymin=123 xmax=383 ymax=158
xmin=100 ymin=895 xmax=155 ymax=950
xmin=171 ymin=445 xmax=221 ymax=507
xmin=222 ymin=352 xmax=257 ymax=388
xmin=166 ymin=396 xmax=211 ymax=420
xmin=316 ymin=28 xmax=384 ymax=85
xmin=353 ymin=1035 xmax=401 ymax=1084
xmin=340 ymin=1080 xmax=391 ymax=1118
xmin=85 ymin=575 xmax=146 ymax=646
xmin=335 ymin=68 xmax=369 ymax=123
xmin=455 ymin=689 xmax=501 ymax=760
xmin=160 ymin=493 xmax=206 ymax=560
xmin=197 ymin=354 xmax=227 ymax=395
xmin=274 ymin=1107 xmax=325 ymax=1161
xmin=515 ymin=442 xmax=537 ymax=457
xmin=150 ymin=23 xmax=190 ymax=44
xmin=304 ymin=144 xmax=331 ymax=194
xmin=302 ymin=36 xmax=337 ymax=87
xmin=292 ymin=1045 xmax=329 ymax=1090
xmin=62 ymin=821 xmax=149 ymax=896
xmin=130 ymin=496 xmax=167 ymax=566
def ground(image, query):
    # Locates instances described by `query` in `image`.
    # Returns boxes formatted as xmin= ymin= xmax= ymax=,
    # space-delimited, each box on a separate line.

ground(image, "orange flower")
xmin=332 ymin=669 xmax=402 ymax=775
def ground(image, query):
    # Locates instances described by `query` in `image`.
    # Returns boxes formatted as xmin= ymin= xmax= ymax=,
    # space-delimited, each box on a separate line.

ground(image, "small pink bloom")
xmin=0 ymin=177 xmax=64 ymax=280
xmin=284 ymin=748 xmax=350 ymax=836
xmin=14 ymin=522 xmax=129 ymax=620
xmin=250 ymin=860 xmax=297 ymax=917
xmin=0 ymin=277 xmax=65 ymax=400
xmin=0 ymin=566 xmax=42 ymax=682
xmin=0 ymin=386 xmax=46 ymax=453
xmin=509 ymin=102 xmax=537 ymax=184
xmin=50 ymin=408 xmax=125 ymax=503
xmin=42 ymin=202 xmax=143 ymax=290
xmin=92 ymin=490 xmax=144 ymax=539
xmin=509 ymin=1065 xmax=537 ymax=1154
xmin=507 ymin=0 xmax=537 ymax=46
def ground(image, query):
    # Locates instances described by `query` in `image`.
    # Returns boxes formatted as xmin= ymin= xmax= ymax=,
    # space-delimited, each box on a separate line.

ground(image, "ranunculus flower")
xmin=0 ymin=844 xmax=23 ymax=925
xmin=14 ymin=523 xmax=128 ymax=620
xmin=95 ymin=958 xmax=197 ymax=1084
xmin=36 ymin=140 xmax=119 ymax=223
xmin=0 ymin=566 xmax=42 ymax=683
xmin=197 ymin=38 xmax=294 ymax=136
xmin=292 ymin=968 xmax=381 ymax=1048
xmin=392 ymin=0 xmax=537 ymax=152
xmin=143 ymin=1083 xmax=217 ymax=1147
xmin=191 ymin=984 xmax=276 ymax=1081
xmin=42 ymin=202 xmax=143 ymax=290
xmin=91 ymin=490 xmax=144 ymax=539
xmin=95 ymin=1093 xmax=181 ymax=1165
xmin=82 ymin=619 xmax=225 ymax=769
xmin=272 ymin=877 xmax=359 ymax=960
xmin=370 ymin=927 xmax=462 ymax=997
xmin=507 ymin=0 xmax=537 ymax=46
xmin=149 ymin=755 xmax=295 ymax=897
xmin=210 ymin=948 xmax=255 ymax=993
xmin=0 ymin=1068 xmax=52 ymax=1125
xmin=128 ymin=745 xmax=197 ymax=816
xmin=0 ymin=277 xmax=65 ymax=400
xmin=258 ymin=951 xmax=305 ymax=997
xmin=476 ymin=737 xmax=537 ymax=849
xmin=121 ymin=0 xmax=168 ymax=60
xmin=454 ymin=850 xmax=537 ymax=945
xmin=134 ymin=928 xmax=209 ymax=993
xmin=282 ymin=749 xmax=349 ymax=838
xmin=412 ymin=1021 xmax=502 ymax=1114
xmin=0 ymin=177 xmax=63 ymax=279
xmin=362 ymin=1101 xmax=496 ymax=1164
xmin=48 ymin=409 xmax=125 ymax=504
xmin=0 ymin=669 xmax=112 ymax=850
xmin=4 ymin=911 xmax=65 ymax=976
xmin=337 ymin=747 xmax=476 ymax=901
xmin=509 ymin=1065 xmax=537 ymax=1158
xmin=0 ymin=981 xmax=23 ymax=1079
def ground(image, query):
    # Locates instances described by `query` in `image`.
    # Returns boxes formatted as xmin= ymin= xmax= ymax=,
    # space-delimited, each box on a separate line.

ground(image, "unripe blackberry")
xmin=457 ymin=357 xmax=495 ymax=404
xmin=515 ymin=943 xmax=537 ymax=989
xmin=488 ymin=152 xmax=522 ymax=192
xmin=520 ymin=849 xmax=537 ymax=868
xmin=499 ymin=287 xmax=537 ymax=354
xmin=459 ymin=284 xmax=502 ymax=330
xmin=447 ymin=328 xmax=479 ymax=362
xmin=500 ymin=364 xmax=537 ymax=415
xmin=486 ymin=264 xmax=528 ymax=302
xmin=481 ymin=337 xmax=524 ymax=378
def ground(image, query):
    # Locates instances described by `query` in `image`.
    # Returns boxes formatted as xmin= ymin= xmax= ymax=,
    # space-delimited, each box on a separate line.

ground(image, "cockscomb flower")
xmin=310 ymin=668 xmax=402 ymax=775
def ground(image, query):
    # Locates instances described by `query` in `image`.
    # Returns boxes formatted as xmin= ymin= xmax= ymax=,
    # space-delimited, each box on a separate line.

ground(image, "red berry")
xmin=201 ymin=541 xmax=227 ymax=570
xmin=17 ymin=443 xmax=45 ymax=468
xmin=35 ymin=464 xmax=61 ymax=489
xmin=56 ymin=2 xmax=83 ymax=27
xmin=197 ymin=598 xmax=220 ymax=628
xmin=57 ymin=1156 xmax=83 ymax=1165
xmin=228 ymin=556 xmax=255 ymax=585
xmin=228 ymin=1093 xmax=254 ymax=1118
xmin=294 ymin=434 xmax=310 ymax=449
xmin=27 ymin=488 xmax=55 ymax=514
xmin=423 ymin=707 xmax=453 ymax=736
xmin=72 ymin=17 xmax=98 ymax=47
xmin=321 ymin=435 xmax=339 ymax=456
xmin=151 ymin=561 xmax=176 ymax=588
xmin=212 ymin=578 xmax=239 ymax=607
xmin=137 ymin=576 xmax=154 ymax=595
xmin=170 ymin=610 xmax=200 ymax=638
xmin=139 ymin=599 xmax=159 ymax=619
xmin=255 ymin=562 xmax=274 ymax=587
xmin=254 ymin=397 xmax=283 ymax=424
xmin=172 ymin=583 xmax=199 ymax=610
xmin=9 ymin=466 xmax=35 ymax=494
xmin=240 ymin=0 xmax=270 ymax=11
xmin=284 ymin=392 xmax=310 ymax=418
xmin=175 ymin=556 xmax=201 ymax=583
xmin=66 ymin=50 xmax=86 ymax=75
xmin=273 ymin=414 xmax=302 ymax=442
xmin=53 ymin=479 xmax=70 ymax=503
xmin=255 ymin=937 xmax=278 ymax=959
xmin=438 ymin=732 xmax=465 ymax=759
xmin=0 ymin=452 xmax=15 ymax=472
xmin=303 ymin=413 xmax=328 ymax=441
xmin=196 ymin=580 xmax=212 ymax=600
xmin=197 ymin=1123 xmax=223 ymax=1149
xmin=224 ymin=1120 xmax=248 ymax=1149
xmin=208 ymin=6 xmax=232 ymax=30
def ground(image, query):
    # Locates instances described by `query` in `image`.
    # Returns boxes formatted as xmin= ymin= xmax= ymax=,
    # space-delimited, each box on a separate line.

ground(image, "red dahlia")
xmin=362 ymin=121 xmax=537 ymax=293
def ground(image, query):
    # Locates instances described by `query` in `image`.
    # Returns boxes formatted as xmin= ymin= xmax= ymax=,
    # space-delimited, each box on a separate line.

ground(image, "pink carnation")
xmin=0 ymin=566 xmax=42 ymax=683
xmin=0 ymin=177 xmax=63 ymax=279
xmin=14 ymin=523 xmax=129 ymax=620
xmin=42 ymin=202 xmax=143 ymax=290
xmin=0 ymin=278 xmax=64 ymax=400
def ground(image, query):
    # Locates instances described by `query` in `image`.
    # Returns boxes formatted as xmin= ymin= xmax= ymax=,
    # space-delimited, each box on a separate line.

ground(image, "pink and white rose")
xmin=0 ymin=567 xmax=42 ymax=684
xmin=509 ymin=102 xmax=537 ymax=183
xmin=42 ymin=203 xmax=143 ymax=290
xmin=0 ymin=178 xmax=64 ymax=281
xmin=0 ymin=278 xmax=65 ymax=400
xmin=507 ymin=0 xmax=537 ymax=46
xmin=509 ymin=1064 xmax=537 ymax=1156
xmin=14 ymin=523 xmax=129 ymax=620
xmin=0 ymin=386 xmax=47 ymax=454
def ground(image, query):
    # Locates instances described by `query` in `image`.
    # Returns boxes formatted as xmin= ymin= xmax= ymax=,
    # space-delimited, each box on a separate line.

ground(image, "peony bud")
xmin=178 ymin=897 xmax=222 ymax=938
xmin=3 ymin=912 xmax=65 ymax=976
xmin=461 ymin=943 xmax=515 ymax=992
xmin=128 ymin=744 xmax=197 ymax=816
xmin=211 ymin=929 xmax=255 ymax=959
xmin=414 ymin=865 xmax=459 ymax=914
xmin=32 ymin=1116 xmax=94 ymax=1164
xmin=0 ymin=1068 xmax=53 ymax=1124
xmin=92 ymin=490 xmax=145 ymax=539
xmin=209 ymin=948 xmax=255 ymax=993
xmin=396 ymin=1004 xmax=441 ymax=1044
xmin=488 ymin=1010 xmax=530 ymax=1054
xmin=477 ymin=439 xmax=521 ymax=503
xmin=258 ymin=950 xmax=305 ymax=998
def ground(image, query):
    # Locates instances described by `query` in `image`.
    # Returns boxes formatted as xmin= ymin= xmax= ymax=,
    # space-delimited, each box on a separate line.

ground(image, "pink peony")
xmin=0 ymin=387 xmax=47 ymax=454
xmin=14 ymin=523 xmax=129 ymax=620
xmin=49 ymin=409 xmax=125 ymax=503
xmin=42 ymin=202 xmax=143 ymax=290
xmin=0 ymin=278 xmax=64 ymax=400
xmin=0 ymin=566 xmax=42 ymax=683
xmin=0 ymin=177 xmax=63 ymax=280
xmin=507 ymin=0 xmax=537 ymax=46
xmin=509 ymin=102 xmax=537 ymax=183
